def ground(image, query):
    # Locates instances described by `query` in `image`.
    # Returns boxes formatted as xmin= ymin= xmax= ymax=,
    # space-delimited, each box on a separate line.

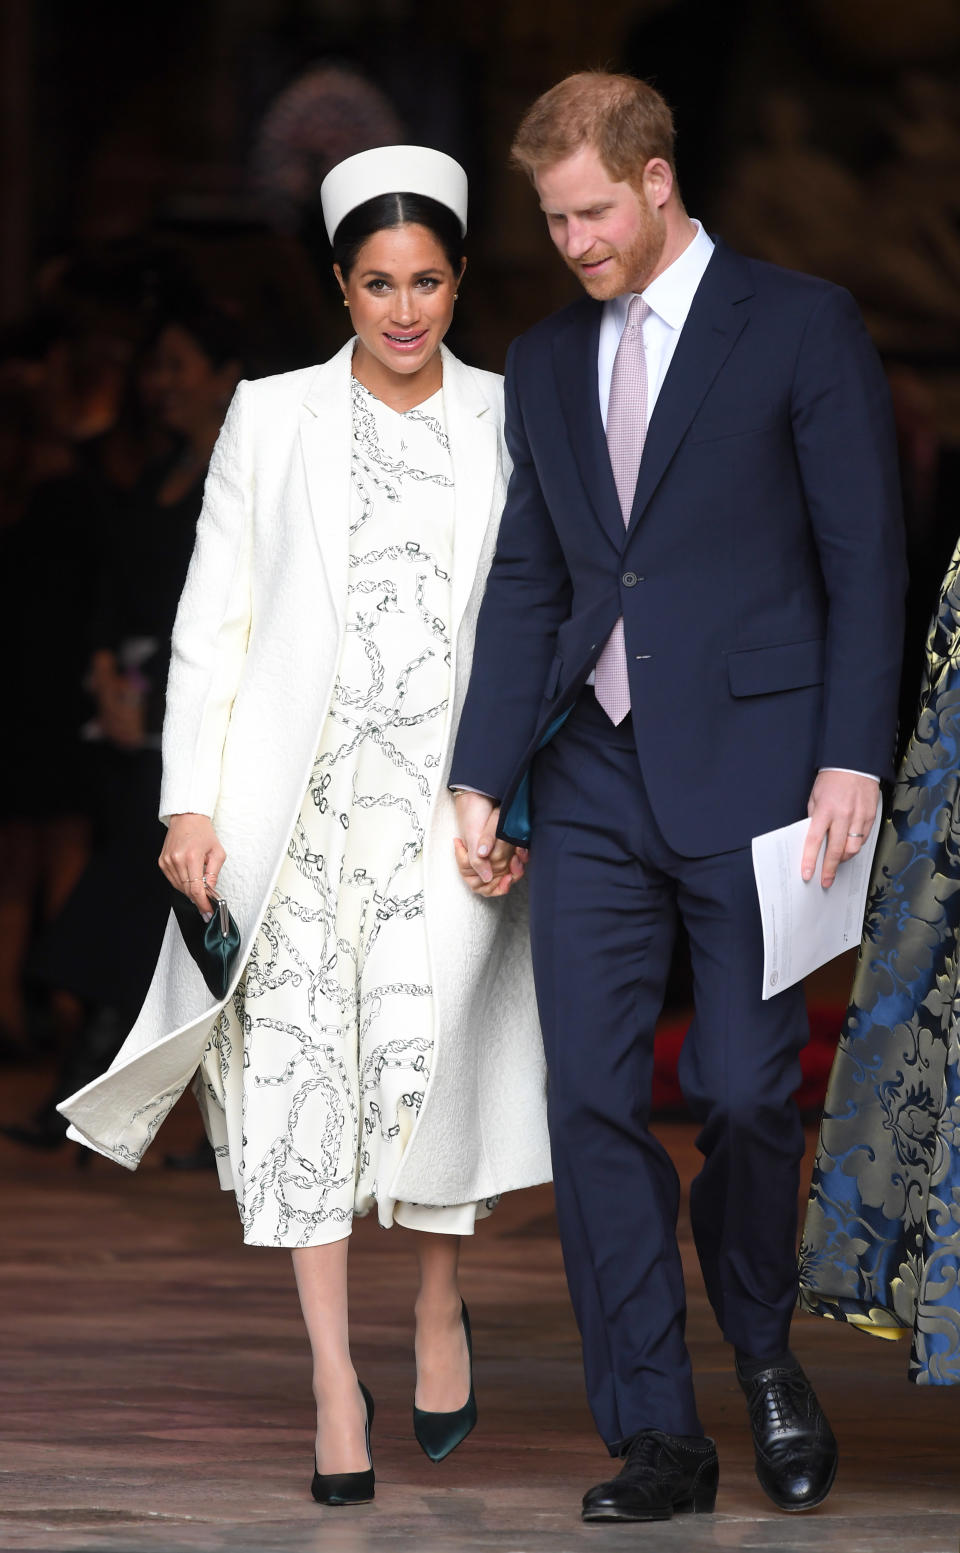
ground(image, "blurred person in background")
xmin=0 ymin=307 xmax=127 ymax=1061
xmin=885 ymin=364 xmax=960 ymax=751
xmin=3 ymin=301 xmax=243 ymax=1147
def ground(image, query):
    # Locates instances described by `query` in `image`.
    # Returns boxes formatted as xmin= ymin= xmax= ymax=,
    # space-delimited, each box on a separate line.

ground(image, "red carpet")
xmin=652 ymin=1003 xmax=845 ymax=1116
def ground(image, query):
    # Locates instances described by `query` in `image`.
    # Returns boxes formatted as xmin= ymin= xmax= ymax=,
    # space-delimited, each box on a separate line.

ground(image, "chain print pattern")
xmin=199 ymin=380 xmax=489 ymax=1246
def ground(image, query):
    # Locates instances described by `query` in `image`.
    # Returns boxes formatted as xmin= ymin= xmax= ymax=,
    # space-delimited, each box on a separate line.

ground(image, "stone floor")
xmin=1 ymin=1061 xmax=958 ymax=1553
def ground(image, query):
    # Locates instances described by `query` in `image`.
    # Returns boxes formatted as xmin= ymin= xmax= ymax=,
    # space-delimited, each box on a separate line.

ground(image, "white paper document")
xmin=751 ymin=807 xmax=882 ymax=1000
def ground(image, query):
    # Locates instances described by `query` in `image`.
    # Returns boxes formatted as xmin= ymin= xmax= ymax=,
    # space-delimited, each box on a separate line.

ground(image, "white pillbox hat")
xmin=320 ymin=144 xmax=468 ymax=242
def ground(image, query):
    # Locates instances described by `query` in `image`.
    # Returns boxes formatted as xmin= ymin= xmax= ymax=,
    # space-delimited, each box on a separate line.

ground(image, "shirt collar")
xmin=608 ymin=219 xmax=715 ymax=332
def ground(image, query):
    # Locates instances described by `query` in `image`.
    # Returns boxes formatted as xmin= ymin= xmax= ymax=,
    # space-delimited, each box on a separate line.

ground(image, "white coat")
xmin=59 ymin=340 xmax=552 ymax=1206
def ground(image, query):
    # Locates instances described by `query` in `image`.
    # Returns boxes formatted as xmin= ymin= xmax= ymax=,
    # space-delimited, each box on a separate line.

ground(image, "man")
xmin=451 ymin=73 xmax=905 ymax=1522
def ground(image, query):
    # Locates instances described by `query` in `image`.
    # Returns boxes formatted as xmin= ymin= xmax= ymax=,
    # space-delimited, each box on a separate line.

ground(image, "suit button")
xmin=622 ymin=571 xmax=640 ymax=587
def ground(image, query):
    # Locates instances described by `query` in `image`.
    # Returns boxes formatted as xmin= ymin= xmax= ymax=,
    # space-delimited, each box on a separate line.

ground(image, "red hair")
xmin=511 ymin=71 xmax=676 ymax=190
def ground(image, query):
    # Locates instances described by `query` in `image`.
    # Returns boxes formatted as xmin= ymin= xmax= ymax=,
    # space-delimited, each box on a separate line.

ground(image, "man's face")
xmin=535 ymin=144 xmax=666 ymax=300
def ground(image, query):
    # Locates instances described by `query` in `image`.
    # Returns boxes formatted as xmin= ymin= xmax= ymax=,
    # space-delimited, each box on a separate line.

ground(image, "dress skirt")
xmin=799 ymin=534 xmax=960 ymax=1383
xmin=195 ymin=380 xmax=492 ymax=1247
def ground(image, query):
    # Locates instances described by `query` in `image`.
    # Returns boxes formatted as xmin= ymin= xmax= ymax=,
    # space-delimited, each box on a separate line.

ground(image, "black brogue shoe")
xmin=736 ymin=1358 xmax=838 ymax=1512
xmin=581 ymin=1429 xmax=719 ymax=1523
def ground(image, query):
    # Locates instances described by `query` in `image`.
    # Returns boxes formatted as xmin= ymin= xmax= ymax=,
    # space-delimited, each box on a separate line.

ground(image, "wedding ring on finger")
xmin=848 ymin=831 xmax=865 ymax=839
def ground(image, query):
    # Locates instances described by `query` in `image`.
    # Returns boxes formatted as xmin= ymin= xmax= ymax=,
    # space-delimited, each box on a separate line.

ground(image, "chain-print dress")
xmin=197 ymin=378 xmax=491 ymax=1248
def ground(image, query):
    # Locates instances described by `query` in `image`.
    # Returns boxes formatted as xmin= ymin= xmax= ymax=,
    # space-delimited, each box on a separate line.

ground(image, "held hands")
xmin=159 ymin=813 xmax=227 ymax=915
xmin=453 ymin=791 xmax=528 ymax=898
xmin=802 ymin=771 xmax=879 ymax=889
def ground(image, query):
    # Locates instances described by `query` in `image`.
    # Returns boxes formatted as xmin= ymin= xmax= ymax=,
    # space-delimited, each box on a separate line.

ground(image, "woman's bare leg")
xmin=292 ymin=1239 xmax=370 ymax=1473
xmin=412 ymin=1230 xmax=471 ymax=1411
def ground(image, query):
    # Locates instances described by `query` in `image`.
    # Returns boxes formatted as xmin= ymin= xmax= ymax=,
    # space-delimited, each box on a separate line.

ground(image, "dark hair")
xmin=332 ymin=193 xmax=464 ymax=280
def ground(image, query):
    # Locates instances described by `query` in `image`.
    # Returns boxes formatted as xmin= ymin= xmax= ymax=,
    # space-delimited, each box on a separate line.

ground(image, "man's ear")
xmin=643 ymin=158 xmax=674 ymax=210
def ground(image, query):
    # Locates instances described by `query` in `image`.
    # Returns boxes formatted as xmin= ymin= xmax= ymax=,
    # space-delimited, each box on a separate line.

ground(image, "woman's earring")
xmin=343 ymin=298 xmax=349 ymax=308
xmin=453 ymin=292 xmax=459 ymax=300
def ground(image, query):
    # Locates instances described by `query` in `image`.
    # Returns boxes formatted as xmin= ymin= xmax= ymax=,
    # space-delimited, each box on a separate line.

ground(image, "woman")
xmin=59 ymin=146 xmax=551 ymax=1502
xmin=799 ymin=535 xmax=960 ymax=1386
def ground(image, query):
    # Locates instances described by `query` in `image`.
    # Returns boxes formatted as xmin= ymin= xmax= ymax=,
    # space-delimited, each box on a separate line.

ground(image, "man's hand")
xmin=159 ymin=813 xmax=227 ymax=914
xmin=453 ymin=791 xmax=526 ymax=898
xmin=801 ymin=771 xmax=879 ymax=889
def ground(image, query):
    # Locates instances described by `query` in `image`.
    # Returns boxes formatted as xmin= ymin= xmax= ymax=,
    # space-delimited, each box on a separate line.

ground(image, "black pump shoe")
xmin=413 ymin=1300 xmax=477 ymax=1462
xmin=310 ymin=1381 xmax=375 ymax=1506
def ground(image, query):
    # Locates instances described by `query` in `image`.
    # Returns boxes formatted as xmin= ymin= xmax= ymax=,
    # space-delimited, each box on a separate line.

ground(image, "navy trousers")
xmin=527 ymin=692 xmax=810 ymax=1448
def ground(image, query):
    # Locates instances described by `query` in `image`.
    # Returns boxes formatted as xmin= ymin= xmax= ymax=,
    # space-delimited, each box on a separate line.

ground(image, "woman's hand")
xmin=453 ymin=791 xmax=526 ymax=898
xmin=159 ymin=813 xmax=226 ymax=914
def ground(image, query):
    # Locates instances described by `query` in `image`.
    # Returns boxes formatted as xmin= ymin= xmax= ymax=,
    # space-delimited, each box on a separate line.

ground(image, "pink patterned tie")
xmin=594 ymin=295 xmax=650 ymax=724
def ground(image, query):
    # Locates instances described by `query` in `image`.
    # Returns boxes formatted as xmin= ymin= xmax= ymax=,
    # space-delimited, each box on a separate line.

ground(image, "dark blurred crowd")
xmin=0 ymin=222 xmax=347 ymax=1152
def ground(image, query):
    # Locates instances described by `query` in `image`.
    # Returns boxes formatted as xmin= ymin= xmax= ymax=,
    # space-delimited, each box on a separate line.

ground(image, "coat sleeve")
xmin=790 ymin=287 xmax=907 ymax=780
xmin=159 ymin=381 xmax=254 ymax=823
xmin=449 ymin=339 xmax=573 ymax=799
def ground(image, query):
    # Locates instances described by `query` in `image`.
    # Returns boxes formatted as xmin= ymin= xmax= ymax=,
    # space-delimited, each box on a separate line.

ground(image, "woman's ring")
xmin=848 ymin=831 xmax=865 ymax=839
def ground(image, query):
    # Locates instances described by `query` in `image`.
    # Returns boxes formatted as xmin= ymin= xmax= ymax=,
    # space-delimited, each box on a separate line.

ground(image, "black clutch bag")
xmin=169 ymin=886 xmax=241 ymax=1000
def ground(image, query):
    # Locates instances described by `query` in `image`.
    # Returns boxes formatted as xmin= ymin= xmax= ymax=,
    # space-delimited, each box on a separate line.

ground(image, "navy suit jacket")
xmin=450 ymin=241 xmax=906 ymax=857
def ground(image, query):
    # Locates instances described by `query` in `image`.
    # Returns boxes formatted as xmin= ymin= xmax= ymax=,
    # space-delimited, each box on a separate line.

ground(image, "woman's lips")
xmin=383 ymin=329 xmax=428 ymax=352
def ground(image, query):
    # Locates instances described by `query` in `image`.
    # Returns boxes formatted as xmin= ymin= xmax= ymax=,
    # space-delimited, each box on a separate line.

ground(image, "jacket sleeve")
xmin=159 ymin=381 xmax=254 ymax=823
xmin=790 ymin=287 xmax=907 ymax=780
xmin=449 ymin=339 xmax=573 ymax=799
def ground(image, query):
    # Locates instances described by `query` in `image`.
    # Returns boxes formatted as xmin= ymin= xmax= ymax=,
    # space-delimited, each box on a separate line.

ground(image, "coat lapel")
xmin=299 ymin=340 xmax=356 ymax=632
xmin=441 ymin=344 xmax=499 ymax=633
xmin=552 ymin=301 xmax=625 ymax=551
xmin=299 ymin=341 xmax=497 ymax=637
xmin=625 ymin=242 xmax=754 ymax=542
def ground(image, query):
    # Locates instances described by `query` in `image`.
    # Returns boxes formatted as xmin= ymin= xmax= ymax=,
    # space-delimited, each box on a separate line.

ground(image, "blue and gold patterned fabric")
xmin=799 ymin=537 xmax=960 ymax=1383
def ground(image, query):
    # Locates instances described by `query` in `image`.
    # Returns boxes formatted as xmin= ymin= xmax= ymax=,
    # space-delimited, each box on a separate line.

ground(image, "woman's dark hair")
xmin=332 ymin=193 xmax=464 ymax=280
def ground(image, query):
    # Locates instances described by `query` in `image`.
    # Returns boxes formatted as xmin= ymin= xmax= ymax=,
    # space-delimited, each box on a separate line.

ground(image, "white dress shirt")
xmin=586 ymin=220 xmax=713 ymax=690
xmin=598 ymin=218 xmax=714 ymax=428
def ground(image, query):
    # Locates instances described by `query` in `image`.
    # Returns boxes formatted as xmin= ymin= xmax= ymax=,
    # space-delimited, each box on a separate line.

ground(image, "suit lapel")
xmin=299 ymin=340 xmax=355 ymax=632
xmin=441 ymin=344 xmax=498 ymax=633
xmin=553 ymin=302 xmax=625 ymax=551
xmin=625 ymin=242 xmax=754 ymax=542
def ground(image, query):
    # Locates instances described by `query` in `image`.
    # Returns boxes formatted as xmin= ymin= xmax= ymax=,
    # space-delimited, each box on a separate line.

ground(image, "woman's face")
xmin=150 ymin=325 xmax=237 ymax=437
xmin=336 ymin=224 xmax=463 ymax=382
